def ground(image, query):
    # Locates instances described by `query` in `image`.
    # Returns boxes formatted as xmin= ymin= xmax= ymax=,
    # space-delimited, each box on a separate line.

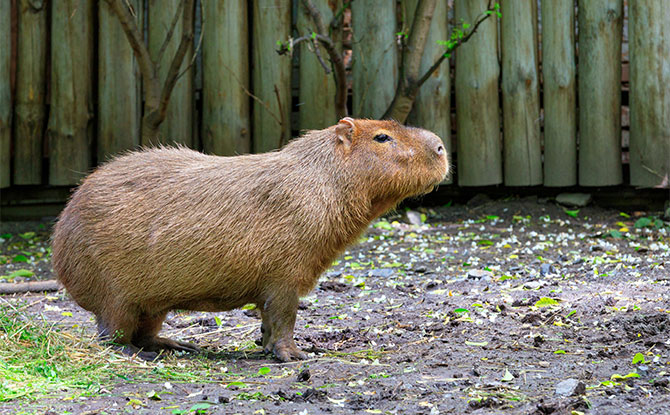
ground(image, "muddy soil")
xmin=1 ymin=196 xmax=669 ymax=414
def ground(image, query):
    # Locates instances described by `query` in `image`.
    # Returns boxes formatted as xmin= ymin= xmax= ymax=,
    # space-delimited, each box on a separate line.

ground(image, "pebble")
xmin=467 ymin=269 xmax=493 ymax=281
xmin=555 ymin=378 xmax=586 ymax=396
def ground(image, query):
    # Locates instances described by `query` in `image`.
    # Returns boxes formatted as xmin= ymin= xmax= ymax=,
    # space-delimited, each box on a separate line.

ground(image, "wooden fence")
xmin=1 ymin=0 xmax=669 ymax=201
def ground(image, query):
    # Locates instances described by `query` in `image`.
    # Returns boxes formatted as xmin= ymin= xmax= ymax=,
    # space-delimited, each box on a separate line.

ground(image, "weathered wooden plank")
xmin=297 ymin=0 xmax=340 ymax=130
xmin=406 ymin=0 xmax=451 ymax=183
xmin=501 ymin=0 xmax=541 ymax=186
xmin=578 ymin=0 xmax=623 ymax=186
xmin=542 ymin=0 xmax=577 ymax=187
xmin=454 ymin=0 xmax=502 ymax=186
xmin=98 ymin=0 xmax=142 ymax=162
xmin=202 ymin=0 xmax=250 ymax=155
xmin=14 ymin=0 xmax=47 ymax=185
xmin=0 ymin=0 xmax=11 ymax=188
xmin=252 ymin=0 xmax=291 ymax=153
xmin=47 ymin=0 xmax=94 ymax=185
xmin=351 ymin=0 xmax=397 ymax=118
xmin=629 ymin=1 xmax=670 ymax=188
xmin=148 ymin=0 xmax=194 ymax=147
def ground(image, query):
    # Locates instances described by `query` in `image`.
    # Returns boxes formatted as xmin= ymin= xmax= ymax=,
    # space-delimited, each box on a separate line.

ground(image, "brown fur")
xmin=51 ymin=118 xmax=449 ymax=361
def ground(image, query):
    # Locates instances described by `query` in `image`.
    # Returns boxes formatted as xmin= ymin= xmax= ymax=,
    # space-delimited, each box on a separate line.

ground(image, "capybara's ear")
xmin=335 ymin=117 xmax=356 ymax=150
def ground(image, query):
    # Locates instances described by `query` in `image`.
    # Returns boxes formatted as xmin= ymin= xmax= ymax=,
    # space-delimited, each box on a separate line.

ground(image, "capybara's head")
xmin=332 ymin=117 xmax=449 ymax=211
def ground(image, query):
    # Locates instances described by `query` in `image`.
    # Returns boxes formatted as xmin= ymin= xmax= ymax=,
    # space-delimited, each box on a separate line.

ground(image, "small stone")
xmin=405 ymin=210 xmax=424 ymax=226
xmin=523 ymin=281 xmax=543 ymax=289
xmin=556 ymin=193 xmax=592 ymax=208
xmin=540 ymin=263 xmax=557 ymax=276
xmin=636 ymin=365 xmax=649 ymax=377
xmin=467 ymin=269 xmax=493 ymax=280
xmin=368 ymin=268 xmax=394 ymax=278
xmin=555 ymin=378 xmax=586 ymax=396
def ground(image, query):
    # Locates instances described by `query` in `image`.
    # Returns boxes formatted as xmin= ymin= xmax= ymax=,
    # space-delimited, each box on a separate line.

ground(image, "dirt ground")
xmin=1 ymin=196 xmax=670 ymax=414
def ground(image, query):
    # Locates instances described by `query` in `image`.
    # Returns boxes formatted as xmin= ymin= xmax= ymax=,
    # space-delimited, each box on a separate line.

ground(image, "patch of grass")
xmin=0 ymin=303 xmax=215 ymax=402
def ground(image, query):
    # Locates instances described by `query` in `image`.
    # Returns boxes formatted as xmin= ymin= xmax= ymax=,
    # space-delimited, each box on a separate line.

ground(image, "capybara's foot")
xmin=266 ymin=339 xmax=307 ymax=362
xmin=136 ymin=336 xmax=201 ymax=354
xmin=115 ymin=344 xmax=161 ymax=361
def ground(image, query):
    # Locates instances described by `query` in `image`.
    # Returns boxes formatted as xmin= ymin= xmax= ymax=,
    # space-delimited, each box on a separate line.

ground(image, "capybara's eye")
xmin=373 ymin=134 xmax=392 ymax=143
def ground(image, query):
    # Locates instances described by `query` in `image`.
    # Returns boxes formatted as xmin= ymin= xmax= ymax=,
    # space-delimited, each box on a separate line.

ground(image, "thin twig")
xmin=416 ymin=0 xmax=496 ymax=88
xmin=157 ymin=0 xmax=195 ymax=121
xmin=221 ymin=62 xmax=282 ymax=127
xmin=156 ymin=0 xmax=185 ymax=68
xmin=175 ymin=0 xmax=204 ymax=83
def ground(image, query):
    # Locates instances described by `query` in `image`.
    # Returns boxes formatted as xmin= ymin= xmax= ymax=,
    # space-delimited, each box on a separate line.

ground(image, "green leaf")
xmin=226 ymin=381 xmax=247 ymax=388
xmin=147 ymin=390 xmax=161 ymax=401
xmin=611 ymin=372 xmax=640 ymax=380
xmin=454 ymin=308 xmax=469 ymax=314
xmin=632 ymin=353 xmax=646 ymax=365
xmin=501 ymin=368 xmax=514 ymax=382
xmin=619 ymin=212 xmax=631 ymax=218
xmin=477 ymin=240 xmax=494 ymax=246
xmin=257 ymin=367 xmax=271 ymax=376
xmin=8 ymin=269 xmax=34 ymax=278
xmin=241 ymin=304 xmax=256 ymax=311
xmin=535 ymin=297 xmax=560 ymax=308
xmin=214 ymin=316 xmax=222 ymax=327
xmin=12 ymin=255 xmax=29 ymax=263
xmin=634 ymin=217 xmax=653 ymax=228
xmin=374 ymin=220 xmax=393 ymax=231
xmin=311 ymin=31 xmax=317 ymax=40
xmin=554 ymin=350 xmax=566 ymax=354
xmin=189 ymin=403 xmax=213 ymax=413
xmin=564 ymin=209 xmax=579 ymax=218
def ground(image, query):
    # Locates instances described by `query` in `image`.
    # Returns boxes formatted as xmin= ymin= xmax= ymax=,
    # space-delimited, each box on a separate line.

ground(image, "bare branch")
xmin=104 ymin=0 xmax=155 ymax=84
xmin=176 ymin=1 xmax=204 ymax=82
xmin=416 ymin=0 xmax=497 ymax=88
xmin=157 ymin=0 xmax=195 ymax=121
xmin=277 ymin=34 xmax=331 ymax=73
xmin=0 ymin=280 xmax=61 ymax=294
xmin=156 ymin=0 xmax=185 ymax=68
xmin=298 ymin=0 xmax=348 ymax=118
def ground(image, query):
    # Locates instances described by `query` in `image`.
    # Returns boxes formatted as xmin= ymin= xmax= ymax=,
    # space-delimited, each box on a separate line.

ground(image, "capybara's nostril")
xmin=436 ymin=145 xmax=445 ymax=156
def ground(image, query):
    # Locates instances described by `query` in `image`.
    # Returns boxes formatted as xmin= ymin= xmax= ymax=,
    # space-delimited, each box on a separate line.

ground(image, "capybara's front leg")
xmin=262 ymin=291 xmax=307 ymax=362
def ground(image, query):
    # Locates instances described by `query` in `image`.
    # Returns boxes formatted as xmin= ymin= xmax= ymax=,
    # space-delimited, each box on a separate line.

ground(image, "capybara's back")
xmin=52 ymin=118 xmax=449 ymax=361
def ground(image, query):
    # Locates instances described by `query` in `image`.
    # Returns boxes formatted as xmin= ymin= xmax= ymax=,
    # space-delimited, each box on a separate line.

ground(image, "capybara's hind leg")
xmin=132 ymin=312 xmax=200 ymax=354
xmin=96 ymin=310 xmax=159 ymax=360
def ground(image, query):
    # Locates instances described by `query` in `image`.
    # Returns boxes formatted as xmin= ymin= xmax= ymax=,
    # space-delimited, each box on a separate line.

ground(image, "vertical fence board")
xmin=578 ymin=0 xmax=623 ymax=186
xmin=629 ymin=1 xmax=670 ymax=187
xmin=98 ymin=0 xmax=142 ymax=162
xmin=501 ymin=0 xmax=541 ymax=186
xmin=252 ymin=0 xmax=291 ymax=153
xmin=352 ymin=0 xmax=397 ymax=118
xmin=541 ymin=0 xmax=577 ymax=187
xmin=297 ymin=0 xmax=340 ymax=130
xmin=454 ymin=0 xmax=502 ymax=186
xmin=48 ymin=0 xmax=94 ymax=185
xmin=0 ymin=0 xmax=10 ymax=188
xmin=14 ymin=0 xmax=47 ymax=185
xmin=406 ymin=0 xmax=451 ymax=183
xmin=202 ymin=0 xmax=250 ymax=156
xmin=148 ymin=0 xmax=194 ymax=147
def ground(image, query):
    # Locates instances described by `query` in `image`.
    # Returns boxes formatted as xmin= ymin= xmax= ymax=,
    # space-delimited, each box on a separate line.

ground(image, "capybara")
xmin=51 ymin=118 xmax=449 ymax=361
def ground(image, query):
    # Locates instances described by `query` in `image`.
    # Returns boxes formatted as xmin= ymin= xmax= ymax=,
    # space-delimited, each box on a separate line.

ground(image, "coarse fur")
xmin=51 ymin=118 xmax=449 ymax=361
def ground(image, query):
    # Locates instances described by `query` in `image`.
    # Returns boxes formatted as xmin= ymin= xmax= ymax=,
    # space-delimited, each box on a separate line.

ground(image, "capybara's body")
xmin=52 ymin=118 xmax=449 ymax=361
